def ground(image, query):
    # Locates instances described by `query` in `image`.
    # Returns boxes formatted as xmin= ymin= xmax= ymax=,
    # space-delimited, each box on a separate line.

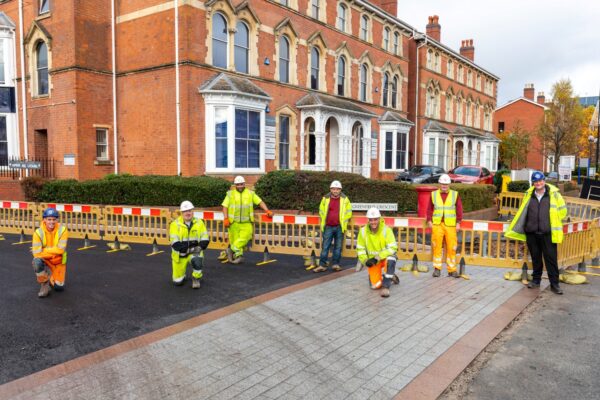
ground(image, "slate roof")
xmin=199 ymin=73 xmax=271 ymax=99
xmin=296 ymin=92 xmax=376 ymax=117
xmin=379 ymin=110 xmax=414 ymax=125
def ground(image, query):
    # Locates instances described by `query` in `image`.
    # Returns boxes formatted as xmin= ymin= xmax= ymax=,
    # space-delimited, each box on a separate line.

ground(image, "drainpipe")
xmin=414 ymin=32 xmax=427 ymax=166
xmin=174 ymin=0 xmax=181 ymax=175
xmin=18 ymin=0 xmax=28 ymax=162
xmin=111 ymin=0 xmax=119 ymax=173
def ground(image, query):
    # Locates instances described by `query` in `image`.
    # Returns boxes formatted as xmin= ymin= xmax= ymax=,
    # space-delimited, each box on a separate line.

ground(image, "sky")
xmin=395 ymin=0 xmax=600 ymax=106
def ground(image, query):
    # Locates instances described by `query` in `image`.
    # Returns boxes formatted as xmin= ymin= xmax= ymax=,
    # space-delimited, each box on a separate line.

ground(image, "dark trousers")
xmin=319 ymin=225 xmax=343 ymax=267
xmin=525 ymin=233 xmax=559 ymax=286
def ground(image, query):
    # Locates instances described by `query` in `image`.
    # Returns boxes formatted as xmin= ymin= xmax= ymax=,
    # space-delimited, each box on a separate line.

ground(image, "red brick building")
xmin=0 ymin=0 xmax=499 ymax=184
xmin=494 ymin=84 xmax=548 ymax=171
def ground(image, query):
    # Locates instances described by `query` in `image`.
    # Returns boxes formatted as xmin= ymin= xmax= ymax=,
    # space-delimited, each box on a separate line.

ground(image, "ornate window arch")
xmin=306 ymin=32 xmax=328 ymax=91
xmin=336 ymin=1 xmax=352 ymax=33
xmin=445 ymin=88 xmax=454 ymax=122
xmin=275 ymin=105 xmax=298 ymax=170
xmin=24 ymin=21 xmax=52 ymax=97
xmin=274 ymin=18 xmax=298 ymax=85
xmin=383 ymin=27 xmax=390 ymax=52
xmin=360 ymin=14 xmax=371 ymax=42
xmin=234 ymin=20 xmax=249 ymax=73
xmin=334 ymin=42 xmax=352 ymax=97
xmin=358 ymin=51 xmax=374 ymax=102
xmin=393 ymin=31 xmax=401 ymax=56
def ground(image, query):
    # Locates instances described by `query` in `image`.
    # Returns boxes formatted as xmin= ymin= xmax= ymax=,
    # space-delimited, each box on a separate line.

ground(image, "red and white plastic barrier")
xmin=47 ymin=203 xmax=93 ymax=213
xmin=112 ymin=207 xmax=162 ymax=217
xmin=193 ymin=211 xmax=225 ymax=221
xmin=563 ymin=221 xmax=589 ymax=233
xmin=460 ymin=221 xmax=508 ymax=232
xmin=1 ymin=201 xmax=28 ymax=209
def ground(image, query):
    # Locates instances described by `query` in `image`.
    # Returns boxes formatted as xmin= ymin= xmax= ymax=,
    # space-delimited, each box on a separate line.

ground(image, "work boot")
xmin=331 ymin=264 xmax=342 ymax=272
xmin=225 ymin=247 xmax=234 ymax=262
xmin=432 ymin=268 xmax=441 ymax=278
xmin=448 ymin=271 xmax=458 ymax=278
xmin=313 ymin=265 xmax=327 ymax=273
xmin=231 ymin=256 xmax=244 ymax=265
xmin=392 ymin=274 xmax=400 ymax=285
xmin=192 ymin=278 xmax=201 ymax=289
xmin=355 ymin=261 xmax=364 ymax=272
xmin=217 ymin=250 xmax=228 ymax=261
xmin=527 ymin=281 xmax=541 ymax=289
xmin=550 ymin=284 xmax=563 ymax=295
xmin=381 ymin=288 xmax=390 ymax=298
xmin=38 ymin=282 xmax=50 ymax=298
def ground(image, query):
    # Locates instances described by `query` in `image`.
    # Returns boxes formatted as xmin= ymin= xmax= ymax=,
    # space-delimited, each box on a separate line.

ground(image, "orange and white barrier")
xmin=0 ymin=201 xmax=37 ymax=236
xmin=103 ymin=206 xmax=171 ymax=245
xmin=42 ymin=203 xmax=103 ymax=241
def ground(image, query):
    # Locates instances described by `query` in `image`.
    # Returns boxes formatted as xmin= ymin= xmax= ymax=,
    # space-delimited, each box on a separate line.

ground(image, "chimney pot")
xmin=524 ymin=84 xmax=535 ymax=101
xmin=459 ymin=39 xmax=475 ymax=61
xmin=426 ymin=15 xmax=441 ymax=42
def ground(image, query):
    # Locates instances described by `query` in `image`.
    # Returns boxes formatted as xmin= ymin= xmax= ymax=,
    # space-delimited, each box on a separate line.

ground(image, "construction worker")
xmin=505 ymin=171 xmax=567 ymax=294
xmin=169 ymin=201 xmax=209 ymax=289
xmin=32 ymin=208 xmax=69 ymax=298
xmin=313 ymin=180 xmax=352 ymax=273
xmin=427 ymin=174 xmax=463 ymax=277
xmin=356 ymin=208 xmax=399 ymax=298
xmin=220 ymin=176 xmax=273 ymax=264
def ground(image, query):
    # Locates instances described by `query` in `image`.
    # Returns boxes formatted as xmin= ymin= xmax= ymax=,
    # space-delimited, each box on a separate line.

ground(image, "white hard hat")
xmin=366 ymin=208 xmax=381 ymax=219
xmin=180 ymin=200 xmax=195 ymax=212
xmin=234 ymin=175 xmax=246 ymax=184
xmin=330 ymin=180 xmax=342 ymax=189
xmin=438 ymin=174 xmax=451 ymax=184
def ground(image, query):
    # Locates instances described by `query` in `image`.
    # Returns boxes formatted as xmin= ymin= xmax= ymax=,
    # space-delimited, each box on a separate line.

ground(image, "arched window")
xmin=212 ymin=13 xmax=228 ymax=68
xmin=360 ymin=15 xmax=369 ymax=41
xmin=447 ymin=59 xmax=453 ymax=78
xmin=466 ymin=100 xmax=472 ymax=126
xmin=337 ymin=4 xmax=347 ymax=31
xmin=456 ymin=99 xmax=463 ymax=124
xmin=392 ymin=75 xmax=398 ymax=109
xmin=446 ymin=94 xmax=453 ymax=122
xmin=426 ymin=87 xmax=434 ymax=117
xmin=234 ymin=21 xmax=249 ymax=73
xmin=337 ymin=56 xmax=346 ymax=96
xmin=36 ymin=41 xmax=49 ymax=95
xmin=393 ymin=32 xmax=400 ymax=55
xmin=310 ymin=47 xmax=320 ymax=90
xmin=383 ymin=28 xmax=390 ymax=51
xmin=427 ymin=49 xmax=433 ymax=69
xmin=311 ymin=0 xmax=320 ymax=19
xmin=382 ymin=73 xmax=389 ymax=107
xmin=306 ymin=118 xmax=316 ymax=165
xmin=359 ymin=64 xmax=368 ymax=101
xmin=279 ymin=36 xmax=290 ymax=83
xmin=352 ymin=123 xmax=364 ymax=167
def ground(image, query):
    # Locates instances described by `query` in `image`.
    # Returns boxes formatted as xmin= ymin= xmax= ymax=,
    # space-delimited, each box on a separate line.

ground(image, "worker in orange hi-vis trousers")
xmin=31 ymin=208 xmax=69 ymax=298
xmin=427 ymin=174 xmax=463 ymax=278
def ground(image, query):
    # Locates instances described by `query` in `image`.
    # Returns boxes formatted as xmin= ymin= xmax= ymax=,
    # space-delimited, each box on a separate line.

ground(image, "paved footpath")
xmin=0 ymin=265 xmax=537 ymax=400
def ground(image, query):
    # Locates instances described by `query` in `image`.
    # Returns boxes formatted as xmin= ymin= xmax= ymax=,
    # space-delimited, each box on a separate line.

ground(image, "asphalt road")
xmin=0 ymin=234 xmax=349 ymax=385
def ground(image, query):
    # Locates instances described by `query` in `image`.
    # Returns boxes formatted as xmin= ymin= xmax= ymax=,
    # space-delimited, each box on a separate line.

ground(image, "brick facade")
xmin=0 ymin=0 xmax=499 ymax=185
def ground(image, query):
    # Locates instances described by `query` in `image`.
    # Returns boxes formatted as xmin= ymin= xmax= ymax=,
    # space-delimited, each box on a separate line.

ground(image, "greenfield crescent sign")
xmin=352 ymin=203 xmax=398 ymax=212
xmin=8 ymin=160 xmax=42 ymax=169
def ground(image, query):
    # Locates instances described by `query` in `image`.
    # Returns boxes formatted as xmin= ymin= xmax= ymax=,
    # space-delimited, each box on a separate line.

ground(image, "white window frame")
xmin=337 ymin=3 xmax=347 ymax=32
xmin=95 ymin=128 xmax=109 ymax=161
xmin=39 ymin=0 xmax=50 ymax=15
xmin=423 ymin=133 xmax=449 ymax=169
xmin=360 ymin=15 xmax=370 ymax=42
xmin=380 ymin=127 xmax=409 ymax=171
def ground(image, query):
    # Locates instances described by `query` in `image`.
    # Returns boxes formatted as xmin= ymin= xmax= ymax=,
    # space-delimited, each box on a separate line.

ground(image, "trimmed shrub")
xmin=31 ymin=175 xmax=231 ymax=207
xmin=448 ymin=183 xmax=495 ymax=212
xmin=20 ymin=176 xmax=49 ymax=201
xmin=508 ymin=180 xmax=530 ymax=192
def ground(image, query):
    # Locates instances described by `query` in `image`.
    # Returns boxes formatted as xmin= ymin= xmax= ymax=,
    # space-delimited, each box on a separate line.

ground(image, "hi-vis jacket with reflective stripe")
xmin=356 ymin=219 xmax=398 ymax=264
xmin=319 ymin=193 xmax=352 ymax=232
xmin=169 ymin=216 xmax=209 ymax=260
xmin=505 ymin=183 xmax=567 ymax=244
xmin=222 ymin=189 xmax=263 ymax=223
xmin=431 ymin=189 xmax=458 ymax=226
xmin=32 ymin=223 xmax=68 ymax=265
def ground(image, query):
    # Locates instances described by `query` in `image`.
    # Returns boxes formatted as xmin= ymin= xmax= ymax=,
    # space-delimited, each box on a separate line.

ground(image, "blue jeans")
xmin=319 ymin=225 xmax=343 ymax=267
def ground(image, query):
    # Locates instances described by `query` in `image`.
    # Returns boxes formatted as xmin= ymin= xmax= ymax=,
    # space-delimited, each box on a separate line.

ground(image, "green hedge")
xmin=508 ymin=180 xmax=531 ymax=192
xmin=254 ymin=170 xmax=494 ymax=213
xmin=26 ymin=175 xmax=232 ymax=207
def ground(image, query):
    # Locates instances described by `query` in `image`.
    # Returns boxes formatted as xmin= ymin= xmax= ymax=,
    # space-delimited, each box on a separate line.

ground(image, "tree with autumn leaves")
xmin=538 ymin=79 xmax=585 ymax=172
xmin=498 ymin=121 xmax=531 ymax=169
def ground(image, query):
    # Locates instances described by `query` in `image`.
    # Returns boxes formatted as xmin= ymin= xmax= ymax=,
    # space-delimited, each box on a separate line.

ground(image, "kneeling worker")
xmin=170 ymin=201 xmax=209 ymax=289
xmin=32 ymin=208 xmax=69 ymax=298
xmin=356 ymin=208 xmax=399 ymax=298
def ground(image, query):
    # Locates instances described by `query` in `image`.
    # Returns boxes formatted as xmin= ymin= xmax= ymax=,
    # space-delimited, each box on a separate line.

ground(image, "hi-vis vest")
xmin=169 ymin=216 xmax=209 ymax=261
xmin=431 ymin=189 xmax=458 ymax=226
xmin=356 ymin=219 xmax=398 ymax=264
xmin=319 ymin=193 xmax=352 ymax=233
xmin=32 ymin=224 xmax=68 ymax=264
xmin=505 ymin=183 xmax=567 ymax=244
xmin=222 ymin=189 xmax=262 ymax=223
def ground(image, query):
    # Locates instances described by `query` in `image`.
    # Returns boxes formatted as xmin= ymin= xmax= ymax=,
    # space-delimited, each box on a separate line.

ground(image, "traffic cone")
xmin=411 ymin=254 xmax=419 ymax=277
xmin=107 ymin=236 xmax=131 ymax=252
xmin=578 ymin=258 xmax=587 ymax=273
xmin=78 ymin=234 xmax=96 ymax=250
xmin=256 ymin=246 xmax=277 ymax=266
xmin=305 ymin=250 xmax=317 ymax=271
xmin=146 ymin=239 xmax=163 ymax=256
xmin=12 ymin=229 xmax=31 ymax=245
xmin=458 ymin=257 xmax=470 ymax=280
xmin=520 ymin=262 xmax=529 ymax=285
xmin=0 ymin=233 xmax=4 ymax=241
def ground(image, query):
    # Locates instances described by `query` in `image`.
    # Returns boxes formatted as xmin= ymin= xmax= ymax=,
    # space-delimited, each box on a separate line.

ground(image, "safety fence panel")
xmin=103 ymin=206 xmax=171 ymax=245
xmin=563 ymin=196 xmax=600 ymax=221
xmin=0 ymin=201 xmax=38 ymax=235
xmin=192 ymin=210 xmax=228 ymax=250
xmin=41 ymin=203 xmax=103 ymax=240
xmin=457 ymin=220 xmax=528 ymax=268
xmin=498 ymin=192 xmax=524 ymax=216
xmin=252 ymin=214 xmax=322 ymax=256
xmin=558 ymin=221 xmax=594 ymax=268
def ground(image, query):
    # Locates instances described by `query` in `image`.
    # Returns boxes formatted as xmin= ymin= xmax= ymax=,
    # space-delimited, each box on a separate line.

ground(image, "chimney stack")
xmin=537 ymin=91 xmax=545 ymax=105
xmin=459 ymin=39 xmax=475 ymax=61
xmin=523 ymin=84 xmax=535 ymax=101
xmin=369 ymin=1 xmax=398 ymax=16
xmin=426 ymin=15 xmax=441 ymax=42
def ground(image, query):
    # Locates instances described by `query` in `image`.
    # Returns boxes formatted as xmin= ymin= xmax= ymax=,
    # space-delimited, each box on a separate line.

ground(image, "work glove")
xmin=198 ymin=239 xmax=209 ymax=250
xmin=224 ymin=219 xmax=231 ymax=228
xmin=266 ymin=210 xmax=274 ymax=218
xmin=365 ymin=258 xmax=378 ymax=267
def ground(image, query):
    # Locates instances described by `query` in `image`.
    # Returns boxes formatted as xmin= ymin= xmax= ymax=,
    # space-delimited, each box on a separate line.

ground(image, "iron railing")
xmin=0 ymin=157 xmax=56 ymax=179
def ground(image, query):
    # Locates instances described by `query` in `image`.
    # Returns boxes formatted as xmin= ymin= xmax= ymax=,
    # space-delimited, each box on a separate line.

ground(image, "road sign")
xmin=7 ymin=160 xmax=41 ymax=169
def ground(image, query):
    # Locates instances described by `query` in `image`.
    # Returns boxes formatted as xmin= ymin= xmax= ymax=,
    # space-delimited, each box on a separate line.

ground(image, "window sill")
xmin=32 ymin=94 xmax=50 ymax=100
xmin=35 ymin=12 xmax=51 ymax=21
xmin=94 ymin=160 xmax=114 ymax=166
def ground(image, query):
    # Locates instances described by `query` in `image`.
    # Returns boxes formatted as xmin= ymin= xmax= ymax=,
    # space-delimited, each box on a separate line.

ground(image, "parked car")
xmin=448 ymin=165 xmax=494 ymax=184
xmin=395 ymin=165 xmax=446 ymax=184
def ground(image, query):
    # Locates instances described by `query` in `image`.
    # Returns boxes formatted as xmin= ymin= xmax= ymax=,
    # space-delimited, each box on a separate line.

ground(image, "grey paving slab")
xmin=4 ymin=266 xmax=522 ymax=400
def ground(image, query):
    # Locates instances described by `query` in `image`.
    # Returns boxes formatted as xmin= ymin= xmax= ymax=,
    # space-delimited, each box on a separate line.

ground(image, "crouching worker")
xmin=32 ymin=208 xmax=69 ymax=298
xmin=170 ymin=201 xmax=209 ymax=289
xmin=356 ymin=208 xmax=399 ymax=298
